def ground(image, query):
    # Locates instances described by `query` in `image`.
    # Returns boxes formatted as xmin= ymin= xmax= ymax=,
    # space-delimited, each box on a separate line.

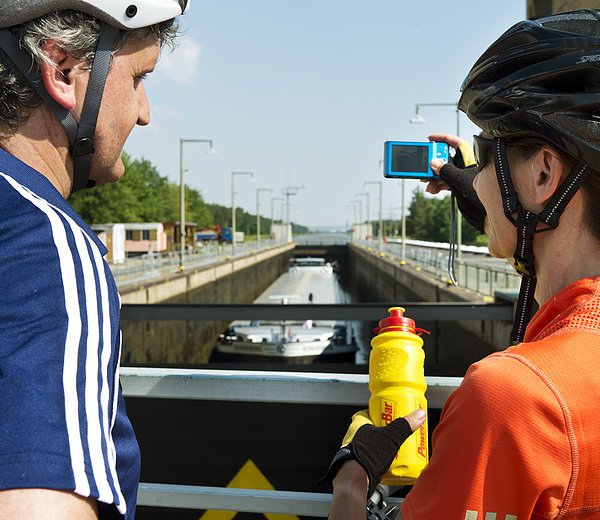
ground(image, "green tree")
xmin=405 ymin=189 xmax=483 ymax=245
xmin=120 ymin=154 xmax=173 ymax=222
xmin=186 ymin=187 xmax=212 ymax=228
xmin=406 ymin=190 xmax=436 ymax=241
xmin=68 ymin=173 xmax=140 ymax=223
xmin=69 ymin=153 xmax=173 ymax=223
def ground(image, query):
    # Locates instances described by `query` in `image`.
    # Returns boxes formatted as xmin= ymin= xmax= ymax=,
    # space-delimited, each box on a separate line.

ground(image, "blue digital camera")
xmin=383 ymin=141 xmax=449 ymax=180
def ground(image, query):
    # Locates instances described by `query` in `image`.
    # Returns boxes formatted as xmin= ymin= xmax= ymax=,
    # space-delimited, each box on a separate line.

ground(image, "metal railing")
xmin=122 ymin=367 xmax=462 ymax=515
xmin=111 ymin=239 xmax=288 ymax=286
xmin=355 ymin=239 xmax=520 ymax=297
xmin=121 ymin=301 xmax=513 ymax=323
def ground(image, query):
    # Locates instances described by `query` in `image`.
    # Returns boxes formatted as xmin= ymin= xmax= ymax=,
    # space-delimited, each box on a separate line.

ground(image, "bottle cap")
xmin=374 ymin=307 xmax=429 ymax=335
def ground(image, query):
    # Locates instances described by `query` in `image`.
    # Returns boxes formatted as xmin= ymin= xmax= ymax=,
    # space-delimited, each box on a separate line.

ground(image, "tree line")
xmin=68 ymin=153 xmax=309 ymax=236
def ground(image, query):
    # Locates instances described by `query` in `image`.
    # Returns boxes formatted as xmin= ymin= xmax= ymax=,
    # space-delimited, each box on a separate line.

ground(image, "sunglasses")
xmin=473 ymin=135 xmax=495 ymax=172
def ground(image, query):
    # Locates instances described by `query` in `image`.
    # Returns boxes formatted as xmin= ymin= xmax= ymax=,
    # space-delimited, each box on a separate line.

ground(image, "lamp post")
xmin=355 ymin=192 xmax=370 ymax=240
xmin=256 ymin=188 xmax=273 ymax=248
xmin=347 ymin=203 xmax=356 ymax=221
xmin=179 ymin=138 xmax=216 ymax=271
xmin=231 ymin=171 xmax=254 ymax=256
xmin=271 ymin=197 xmax=283 ymax=225
xmin=347 ymin=202 xmax=359 ymax=235
xmin=409 ymin=102 xmax=463 ymax=259
xmin=352 ymin=199 xmax=363 ymax=227
xmin=270 ymin=196 xmax=283 ymax=241
xmin=364 ymin=180 xmax=383 ymax=249
xmin=282 ymin=186 xmax=304 ymax=242
xmin=348 ymin=200 xmax=364 ymax=241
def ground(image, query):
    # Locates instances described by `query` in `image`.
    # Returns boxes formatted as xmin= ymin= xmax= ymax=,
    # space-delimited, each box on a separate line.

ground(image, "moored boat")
xmin=213 ymin=257 xmax=356 ymax=363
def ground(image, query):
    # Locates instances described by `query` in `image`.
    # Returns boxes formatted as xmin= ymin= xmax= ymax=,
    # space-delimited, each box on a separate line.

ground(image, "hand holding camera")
xmin=427 ymin=133 xmax=486 ymax=232
xmin=382 ymin=133 xmax=486 ymax=232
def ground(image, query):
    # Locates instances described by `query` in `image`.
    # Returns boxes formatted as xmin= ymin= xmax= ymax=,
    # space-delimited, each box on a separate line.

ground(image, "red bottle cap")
xmin=373 ymin=307 xmax=429 ymax=335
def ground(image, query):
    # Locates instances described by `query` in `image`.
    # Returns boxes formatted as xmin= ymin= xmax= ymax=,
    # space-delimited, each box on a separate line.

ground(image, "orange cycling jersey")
xmin=403 ymin=276 xmax=600 ymax=520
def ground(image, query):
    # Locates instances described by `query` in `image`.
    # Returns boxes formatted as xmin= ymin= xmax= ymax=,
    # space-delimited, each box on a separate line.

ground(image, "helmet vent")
xmin=539 ymin=10 xmax=600 ymax=36
xmin=126 ymin=5 xmax=138 ymax=19
xmin=543 ymin=18 xmax=600 ymax=36
xmin=529 ymin=67 xmax=600 ymax=94
xmin=473 ymin=50 xmax=561 ymax=88
xmin=482 ymin=33 xmax=537 ymax=60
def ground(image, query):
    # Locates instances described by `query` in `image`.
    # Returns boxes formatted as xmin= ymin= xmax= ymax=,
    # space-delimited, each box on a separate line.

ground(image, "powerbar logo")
xmin=381 ymin=400 xmax=399 ymax=461
xmin=381 ymin=400 xmax=395 ymax=425
xmin=577 ymin=54 xmax=600 ymax=64
xmin=417 ymin=421 xmax=427 ymax=459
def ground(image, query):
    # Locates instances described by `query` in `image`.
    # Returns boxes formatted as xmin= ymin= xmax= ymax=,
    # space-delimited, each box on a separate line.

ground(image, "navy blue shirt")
xmin=0 ymin=148 xmax=140 ymax=518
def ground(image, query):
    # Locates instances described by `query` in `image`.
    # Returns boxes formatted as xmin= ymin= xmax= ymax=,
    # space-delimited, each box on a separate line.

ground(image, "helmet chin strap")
xmin=492 ymin=139 xmax=591 ymax=343
xmin=0 ymin=24 xmax=120 ymax=194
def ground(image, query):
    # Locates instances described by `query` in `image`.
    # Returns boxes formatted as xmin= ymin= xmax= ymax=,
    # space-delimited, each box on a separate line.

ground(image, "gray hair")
xmin=0 ymin=10 xmax=178 ymax=136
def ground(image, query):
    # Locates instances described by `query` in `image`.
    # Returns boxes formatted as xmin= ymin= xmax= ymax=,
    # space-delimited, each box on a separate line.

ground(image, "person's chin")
xmin=91 ymin=164 xmax=125 ymax=186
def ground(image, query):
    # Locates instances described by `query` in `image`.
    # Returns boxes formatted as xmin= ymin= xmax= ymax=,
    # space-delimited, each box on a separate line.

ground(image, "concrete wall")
xmin=348 ymin=243 xmax=513 ymax=376
xmin=119 ymin=244 xmax=295 ymax=365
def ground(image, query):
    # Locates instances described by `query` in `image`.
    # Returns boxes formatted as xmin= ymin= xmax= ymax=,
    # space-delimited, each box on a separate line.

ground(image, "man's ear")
xmin=532 ymin=146 xmax=566 ymax=206
xmin=38 ymin=40 xmax=80 ymax=111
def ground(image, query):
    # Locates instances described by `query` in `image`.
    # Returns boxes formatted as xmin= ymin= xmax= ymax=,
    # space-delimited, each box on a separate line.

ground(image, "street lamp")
xmin=347 ymin=202 xmax=359 ymax=228
xmin=179 ymin=138 xmax=216 ymax=271
xmin=256 ymin=188 xmax=273 ymax=248
xmin=271 ymin=196 xmax=283 ymax=225
xmin=352 ymin=199 xmax=363 ymax=226
xmin=364 ymin=180 xmax=383 ymax=249
xmin=355 ymin=192 xmax=370 ymax=240
xmin=282 ymin=186 xmax=305 ymax=242
xmin=409 ymin=102 xmax=463 ymax=260
xmin=231 ymin=171 xmax=254 ymax=256
xmin=348 ymin=201 xmax=363 ymax=241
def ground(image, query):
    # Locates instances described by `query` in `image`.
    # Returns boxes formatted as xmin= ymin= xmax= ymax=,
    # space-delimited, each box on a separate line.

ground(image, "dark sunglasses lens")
xmin=473 ymin=136 xmax=492 ymax=172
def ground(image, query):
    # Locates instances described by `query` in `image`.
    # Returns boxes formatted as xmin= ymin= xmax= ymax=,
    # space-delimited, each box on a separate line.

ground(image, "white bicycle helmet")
xmin=0 ymin=0 xmax=190 ymax=192
xmin=0 ymin=0 xmax=189 ymax=30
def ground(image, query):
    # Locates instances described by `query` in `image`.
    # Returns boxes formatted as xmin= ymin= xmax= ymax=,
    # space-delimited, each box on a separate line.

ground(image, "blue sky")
xmin=124 ymin=0 xmax=527 ymax=229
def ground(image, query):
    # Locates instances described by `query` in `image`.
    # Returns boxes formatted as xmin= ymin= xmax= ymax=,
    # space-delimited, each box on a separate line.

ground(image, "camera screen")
xmin=391 ymin=144 xmax=428 ymax=173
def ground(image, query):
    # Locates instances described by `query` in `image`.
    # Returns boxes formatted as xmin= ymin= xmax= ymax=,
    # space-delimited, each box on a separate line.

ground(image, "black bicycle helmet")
xmin=459 ymin=9 xmax=600 ymax=169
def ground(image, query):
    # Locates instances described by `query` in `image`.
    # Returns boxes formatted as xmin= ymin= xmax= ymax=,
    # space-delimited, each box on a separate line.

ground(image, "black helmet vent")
xmin=546 ymin=113 xmax=600 ymax=145
xmin=475 ymin=33 xmax=537 ymax=67
xmin=528 ymin=67 xmax=600 ymax=95
xmin=538 ymin=10 xmax=600 ymax=36
xmin=473 ymin=49 xmax=566 ymax=88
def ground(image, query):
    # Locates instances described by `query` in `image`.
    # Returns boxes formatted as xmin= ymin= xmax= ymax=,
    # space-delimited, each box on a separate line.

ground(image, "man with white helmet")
xmin=0 ymin=1 xmax=188 ymax=518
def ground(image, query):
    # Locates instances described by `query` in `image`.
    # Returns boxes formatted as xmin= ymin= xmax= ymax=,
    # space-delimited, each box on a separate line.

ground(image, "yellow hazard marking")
xmin=199 ymin=459 xmax=299 ymax=520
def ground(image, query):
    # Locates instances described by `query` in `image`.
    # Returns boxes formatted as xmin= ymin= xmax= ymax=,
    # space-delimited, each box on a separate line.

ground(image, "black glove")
xmin=438 ymin=141 xmax=486 ymax=233
xmin=319 ymin=412 xmax=414 ymax=499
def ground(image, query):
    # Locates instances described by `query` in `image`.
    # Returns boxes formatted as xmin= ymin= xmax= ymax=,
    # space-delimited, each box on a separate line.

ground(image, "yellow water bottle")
xmin=369 ymin=306 xmax=429 ymax=485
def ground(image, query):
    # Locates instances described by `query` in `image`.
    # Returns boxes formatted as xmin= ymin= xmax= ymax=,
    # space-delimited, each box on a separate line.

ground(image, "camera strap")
xmin=447 ymin=193 xmax=459 ymax=286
